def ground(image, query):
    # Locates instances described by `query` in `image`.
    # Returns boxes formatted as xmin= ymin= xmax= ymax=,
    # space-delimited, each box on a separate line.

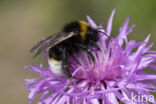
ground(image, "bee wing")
xmin=30 ymin=32 xmax=76 ymax=58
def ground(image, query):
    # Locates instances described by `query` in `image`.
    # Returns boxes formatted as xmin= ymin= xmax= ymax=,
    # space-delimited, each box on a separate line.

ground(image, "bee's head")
xmin=85 ymin=27 xmax=110 ymax=44
xmin=85 ymin=27 xmax=99 ymax=44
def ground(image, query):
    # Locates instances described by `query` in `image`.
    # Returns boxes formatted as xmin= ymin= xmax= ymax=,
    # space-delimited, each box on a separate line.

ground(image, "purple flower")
xmin=25 ymin=9 xmax=156 ymax=104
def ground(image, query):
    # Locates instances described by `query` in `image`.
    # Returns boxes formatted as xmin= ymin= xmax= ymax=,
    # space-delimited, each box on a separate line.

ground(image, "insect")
xmin=30 ymin=20 xmax=109 ymax=78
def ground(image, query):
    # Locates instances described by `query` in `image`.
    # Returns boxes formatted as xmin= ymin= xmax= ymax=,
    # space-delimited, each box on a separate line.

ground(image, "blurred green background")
xmin=0 ymin=0 xmax=156 ymax=104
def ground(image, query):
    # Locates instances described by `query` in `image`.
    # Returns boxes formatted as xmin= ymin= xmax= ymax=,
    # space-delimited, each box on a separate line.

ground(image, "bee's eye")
xmin=88 ymin=30 xmax=92 ymax=34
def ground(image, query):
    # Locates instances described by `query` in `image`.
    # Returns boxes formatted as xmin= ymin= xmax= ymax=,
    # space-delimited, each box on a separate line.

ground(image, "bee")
xmin=30 ymin=20 xmax=109 ymax=78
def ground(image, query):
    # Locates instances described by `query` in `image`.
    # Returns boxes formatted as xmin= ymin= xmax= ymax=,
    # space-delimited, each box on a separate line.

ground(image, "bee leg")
xmin=90 ymin=41 xmax=101 ymax=51
xmin=76 ymin=44 xmax=96 ymax=71
xmin=62 ymin=48 xmax=72 ymax=85
xmin=87 ymin=49 xmax=96 ymax=71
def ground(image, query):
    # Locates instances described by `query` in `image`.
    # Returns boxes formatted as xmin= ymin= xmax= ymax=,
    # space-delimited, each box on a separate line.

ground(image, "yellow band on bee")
xmin=79 ymin=21 xmax=88 ymax=40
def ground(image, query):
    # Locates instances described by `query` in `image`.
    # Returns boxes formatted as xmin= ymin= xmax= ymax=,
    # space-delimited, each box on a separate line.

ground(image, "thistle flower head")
xmin=25 ymin=9 xmax=156 ymax=104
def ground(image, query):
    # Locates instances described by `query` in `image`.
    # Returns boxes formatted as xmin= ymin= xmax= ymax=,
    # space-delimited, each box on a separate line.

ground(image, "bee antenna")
xmin=97 ymin=28 xmax=111 ymax=41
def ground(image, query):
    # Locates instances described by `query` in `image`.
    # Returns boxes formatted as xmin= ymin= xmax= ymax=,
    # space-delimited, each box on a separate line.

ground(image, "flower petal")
xmin=106 ymin=9 xmax=115 ymax=36
xmin=117 ymin=16 xmax=129 ymax=46
xmin=136 ymin=74 xmax=156 ymax=81
xmin=86 ymin=16 xmax=97 ymax=29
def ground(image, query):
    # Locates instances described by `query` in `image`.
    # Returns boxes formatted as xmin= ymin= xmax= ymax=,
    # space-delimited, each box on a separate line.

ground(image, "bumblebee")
xmin=30 ymin=21 xmax=109 ymax=77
